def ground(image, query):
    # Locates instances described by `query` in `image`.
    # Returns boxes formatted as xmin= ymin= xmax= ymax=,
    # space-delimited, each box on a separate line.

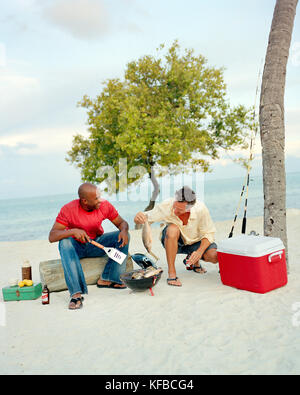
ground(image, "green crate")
xmin=2 ymin=283 xmax=42 ymax=302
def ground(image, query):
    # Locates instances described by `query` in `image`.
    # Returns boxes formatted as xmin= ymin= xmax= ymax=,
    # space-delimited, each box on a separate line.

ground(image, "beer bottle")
xmin=42 ymin=284 xmax=50 ymax=305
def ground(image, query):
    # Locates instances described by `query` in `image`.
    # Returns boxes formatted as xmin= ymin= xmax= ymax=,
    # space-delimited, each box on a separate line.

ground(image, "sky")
xmin=0 ymin=0 xmax=299 ymax=199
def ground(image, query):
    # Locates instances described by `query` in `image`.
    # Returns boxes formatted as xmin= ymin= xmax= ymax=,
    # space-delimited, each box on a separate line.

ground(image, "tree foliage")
xmin=67 ymin=41 xmax=253 ymax=196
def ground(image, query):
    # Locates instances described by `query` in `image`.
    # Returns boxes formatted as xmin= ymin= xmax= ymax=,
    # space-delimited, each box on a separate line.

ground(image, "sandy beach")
xmin=1 ymin=209 xmax=300 ymax=375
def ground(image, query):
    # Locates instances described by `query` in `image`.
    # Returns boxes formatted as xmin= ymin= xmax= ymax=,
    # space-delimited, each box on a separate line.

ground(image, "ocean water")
xmin=0 ymin=172 xmax=299 ymax=242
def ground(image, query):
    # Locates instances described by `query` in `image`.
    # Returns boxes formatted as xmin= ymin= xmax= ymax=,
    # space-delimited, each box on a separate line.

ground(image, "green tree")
xmin=67 ymin=41 xmax=253 ymax=211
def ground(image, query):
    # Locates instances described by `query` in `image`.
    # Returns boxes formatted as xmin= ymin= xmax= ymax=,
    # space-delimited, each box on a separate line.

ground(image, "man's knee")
xmin=165 ymin=224 xmax=180 ymax=240
xmin=203 ymin=248 xmax=218 ymax=264
xmin=59 ymin=237 xmax=76 ymax=252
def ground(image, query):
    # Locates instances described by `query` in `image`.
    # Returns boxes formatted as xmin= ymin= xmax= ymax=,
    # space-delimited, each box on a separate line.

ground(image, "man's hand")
xmin=118 ymin=230 xmax=129 ymax=248
xmin=72 ymin=228 xmax=90 ymax=243
xmin=134 ymin=212 xmax=147 ymax=225
xmin=111 ymin=215 xmax=129 ymax=248
xmin=187 ymin=250 xmax=203 ymax=266
xmin=49 ymin=222 xmax=89 ymax=244
xmin=187 ymin=238 xmax=210 ymax=266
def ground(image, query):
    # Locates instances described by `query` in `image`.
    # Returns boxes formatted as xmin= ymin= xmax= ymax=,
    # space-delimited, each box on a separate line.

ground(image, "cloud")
xmin=43 ymin=0 xmax=109 ymax=40
xmin=0 ymin=69 xmax=42 ymax=134
xmin=0 ymin=142 xmax=37 ymax=156
xmin=0 ymin=69 xmax=40 ymax=114
xmin=0 ymin=65 xmax=92 ymax=136
xmin=0 ymin=69 xmax=39 ymax=90
xmin=0 ymin=126 xmax=88 ymax=156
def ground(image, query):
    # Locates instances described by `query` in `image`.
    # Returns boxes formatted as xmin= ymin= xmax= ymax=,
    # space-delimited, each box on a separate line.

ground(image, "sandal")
xmin=97 ymin=281 xmax=127 ymax=289
xmin=167 ymin=277 xmax=182 ymax=287
xmin=184 ymin=255 xmax=206 ymax=273
xmin=183 ymin=255 xmax=193 ymax=270
xmin=192 ymin=264 xmax=207 ymax=274
xmin=69 ymin=297 xmax=84 ymax=310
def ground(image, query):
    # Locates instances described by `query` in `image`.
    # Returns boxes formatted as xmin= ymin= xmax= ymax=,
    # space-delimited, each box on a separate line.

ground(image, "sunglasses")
xmin=174 ymin=201 xmax=195 ymax=212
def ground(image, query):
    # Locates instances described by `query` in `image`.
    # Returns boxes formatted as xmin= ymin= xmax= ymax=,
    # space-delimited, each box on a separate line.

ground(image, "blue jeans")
xmin=58 ymin=231 xmax=129 ymax=296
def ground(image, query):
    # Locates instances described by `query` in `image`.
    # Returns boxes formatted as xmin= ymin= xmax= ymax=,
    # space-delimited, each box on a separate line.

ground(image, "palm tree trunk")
xmin=259 ymin=0 xmax=298 ymax=272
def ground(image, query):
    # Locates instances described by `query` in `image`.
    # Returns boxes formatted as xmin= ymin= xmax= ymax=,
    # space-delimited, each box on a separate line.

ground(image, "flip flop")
xmin=192 ymin=264 xmax=207 ymax=274
xmin=184 ymin=255 xmax=206 ymax=273
xmin=183 ymin=255 xmax=193 ymax=270
xmin=167 ymin=277 xmax=182 ymax=287
xmin=97 ymin=282 xmax=127 ymax=289
xmin=68 ymin=297 xmax=84 ymax=310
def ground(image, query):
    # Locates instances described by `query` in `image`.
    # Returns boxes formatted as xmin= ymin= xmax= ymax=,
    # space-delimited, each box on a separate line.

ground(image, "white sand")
xmin=1 ymin=210 xmax=300 ymax=375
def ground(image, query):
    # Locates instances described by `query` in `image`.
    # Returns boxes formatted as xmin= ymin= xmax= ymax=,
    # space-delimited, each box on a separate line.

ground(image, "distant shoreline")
xmin=1 ymin=171 xmax=299 ymax=202
xmin=1 ymin=173 xmax=299 ymax=242
xmin=1 ymin=208 xmax=299 ymax=244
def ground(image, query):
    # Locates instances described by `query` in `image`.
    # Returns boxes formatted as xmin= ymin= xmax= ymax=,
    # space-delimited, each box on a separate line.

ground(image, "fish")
xmin=142 ymin=217 xmax=159 ymax=261
xmin=131 ymin=267 xmax=163 ymax=280
xmin=131 ymin=271 xmax=145 ymax=280
xmin=143 ymin=266 xmax=163 ymax=278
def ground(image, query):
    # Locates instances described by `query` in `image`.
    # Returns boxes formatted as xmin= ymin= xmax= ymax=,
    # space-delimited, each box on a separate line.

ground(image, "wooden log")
xmin=39 ymin=256 xmax=134 ymax=292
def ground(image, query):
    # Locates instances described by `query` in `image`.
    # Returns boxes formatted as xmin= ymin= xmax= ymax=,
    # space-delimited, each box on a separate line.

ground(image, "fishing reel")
xmin=130 ymin=253 xmax=157 ymax=270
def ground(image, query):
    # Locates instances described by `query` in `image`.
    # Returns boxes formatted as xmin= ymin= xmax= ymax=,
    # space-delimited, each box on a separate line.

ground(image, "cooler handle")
xmin=268 ymin=250 xmax=283 ymax=263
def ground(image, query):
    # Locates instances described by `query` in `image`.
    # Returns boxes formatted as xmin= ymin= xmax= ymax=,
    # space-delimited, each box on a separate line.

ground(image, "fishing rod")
xmin=228 ymin=172 xmax=248 ymax=238
xmin=228 ymin=60 xmax=263 ymax=238
xmin=241 ymin=123 xmax=257 ymax=234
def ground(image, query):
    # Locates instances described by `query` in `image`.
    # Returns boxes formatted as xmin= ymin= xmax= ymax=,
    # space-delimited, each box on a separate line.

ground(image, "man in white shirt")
xmin=134 ymin=186 xmax=218 ymax=287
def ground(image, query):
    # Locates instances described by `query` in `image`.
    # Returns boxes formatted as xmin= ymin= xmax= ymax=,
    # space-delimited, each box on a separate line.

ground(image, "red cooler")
xmin=217 ymin=235 xmax=287 ymax=294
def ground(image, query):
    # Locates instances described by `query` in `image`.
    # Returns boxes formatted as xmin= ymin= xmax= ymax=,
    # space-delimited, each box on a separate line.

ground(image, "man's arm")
xmin=48 ymin=222 xmax=90 ymax=243
xmin=111 ymin=215 xmax=129 ymax=247
xmin=134 ymin=199 xmax=171 ymax=225
xmin=187 ymin=238 xmax=210 ymax=266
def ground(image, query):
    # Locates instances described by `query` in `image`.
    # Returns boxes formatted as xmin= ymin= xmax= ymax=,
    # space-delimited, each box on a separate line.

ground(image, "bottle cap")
xmin=22 ymin=260 xmax=31 ymax=268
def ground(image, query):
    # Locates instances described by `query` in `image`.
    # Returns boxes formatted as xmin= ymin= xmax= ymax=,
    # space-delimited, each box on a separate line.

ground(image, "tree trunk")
xmin=135 ymin=168 xmax=160 ymax=229
xmin=144 ymin=168 xmax=160 ymax=211
xmin=259 ymin=0 xmax=298 ymax=272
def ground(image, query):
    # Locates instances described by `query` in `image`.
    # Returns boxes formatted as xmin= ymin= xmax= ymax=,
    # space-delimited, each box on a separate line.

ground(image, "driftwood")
xmin=39 ymin=256 xmax=134 ymax=292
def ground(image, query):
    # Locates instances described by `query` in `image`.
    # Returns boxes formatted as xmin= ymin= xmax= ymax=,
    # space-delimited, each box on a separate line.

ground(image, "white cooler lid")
xmin=217 ymin=235 xmax=285 ymax=257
